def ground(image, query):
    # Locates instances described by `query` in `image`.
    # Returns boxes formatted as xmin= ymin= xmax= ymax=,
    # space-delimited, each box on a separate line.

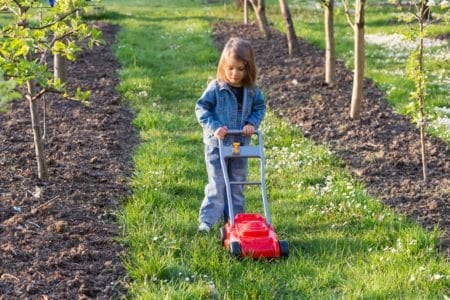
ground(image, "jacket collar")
xmin=217 ymin=80 xmax=247 ymax=91
xmin=217 ymin=80 xmax=232 ymax=91
xmin=216 ymin=80 xmax=254 ymax=97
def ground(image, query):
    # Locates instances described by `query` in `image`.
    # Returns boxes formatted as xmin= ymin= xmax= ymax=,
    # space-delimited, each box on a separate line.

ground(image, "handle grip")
xmin=224 ymin=129 xmax=260 ymax=136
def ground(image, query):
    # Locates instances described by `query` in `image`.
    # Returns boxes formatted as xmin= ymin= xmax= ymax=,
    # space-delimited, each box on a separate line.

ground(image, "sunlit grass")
xmin=83 ymin=0 xmax=450 ymax=298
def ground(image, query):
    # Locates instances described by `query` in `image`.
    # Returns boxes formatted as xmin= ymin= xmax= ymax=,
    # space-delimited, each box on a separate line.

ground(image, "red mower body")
xmin=221 ymin=213 xmax=288 ymax=259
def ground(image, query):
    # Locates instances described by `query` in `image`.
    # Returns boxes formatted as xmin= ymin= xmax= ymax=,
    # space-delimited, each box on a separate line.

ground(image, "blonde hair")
xmin=217 ymin=37 xmax=257 ymax=88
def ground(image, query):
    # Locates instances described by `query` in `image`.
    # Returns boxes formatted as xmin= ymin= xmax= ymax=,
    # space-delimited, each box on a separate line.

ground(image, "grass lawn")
xmin=92 ymin=0 xmax=449 ymax=298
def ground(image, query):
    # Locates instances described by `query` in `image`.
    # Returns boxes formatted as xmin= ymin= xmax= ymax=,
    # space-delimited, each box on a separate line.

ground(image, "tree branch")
xmin=248 ymin=0 xmax=258 ymax=11
xmin=29 ymin=8 xmax=81 ymax=30
xmin=342 ymin=0 xmax=355 ymax=28
xmin=27 ymin=87 xmax=48 ymax=102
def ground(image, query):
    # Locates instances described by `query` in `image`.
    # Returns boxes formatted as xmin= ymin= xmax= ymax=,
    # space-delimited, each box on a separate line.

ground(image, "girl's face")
xmin=224 ymin=56 xmax=245 ymax=87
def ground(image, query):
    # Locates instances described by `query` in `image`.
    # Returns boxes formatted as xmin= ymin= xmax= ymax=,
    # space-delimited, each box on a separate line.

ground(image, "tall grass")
xmin=92 ymin=0 xmax=449 ymax=298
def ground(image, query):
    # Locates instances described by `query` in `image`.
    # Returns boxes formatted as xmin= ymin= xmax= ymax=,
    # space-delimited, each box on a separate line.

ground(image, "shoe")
xmin=198 ymin=222 xmax=211 ymax=232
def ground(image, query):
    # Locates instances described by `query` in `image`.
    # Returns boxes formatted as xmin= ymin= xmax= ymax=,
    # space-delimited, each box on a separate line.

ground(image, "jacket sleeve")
xmin=246 ymin=87 xmax=266 ymax=129
xmin=195 ymin=81 xmax=221 ymax=133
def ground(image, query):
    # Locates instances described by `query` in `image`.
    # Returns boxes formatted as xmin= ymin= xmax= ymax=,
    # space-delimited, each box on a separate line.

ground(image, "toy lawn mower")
xmin=218 ymin=130 xmax=289 ymax=259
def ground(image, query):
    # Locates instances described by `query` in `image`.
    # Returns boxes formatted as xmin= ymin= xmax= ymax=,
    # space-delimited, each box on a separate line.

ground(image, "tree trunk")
xmin=244 ymin=0 xmax=248 ymax=24
xmin=350 ymin=0 xmax=365 ymax=119
xmin=27 ymin=79 xmax=48 ymax=179
xmin=423 ymin=4 xmax=432 ymax=21
xmin=324 ymin=0 xmax=336 ymax=85
xmin=418 ymin=2 xmax=427 ymax=182
xmin=249 ymin=0 xmax=271 ymax=39
xmin=54 ymin=53 xmax=67 ymax=83
xmin=278 ymin=0 xmax=300 ymax=56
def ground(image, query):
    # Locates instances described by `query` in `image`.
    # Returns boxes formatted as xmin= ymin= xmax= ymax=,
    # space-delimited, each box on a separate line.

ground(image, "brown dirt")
xmin=0 ymin=23 xmax=136 ymax=299
xmin=0 ymin=21 xmax=448 ymax=298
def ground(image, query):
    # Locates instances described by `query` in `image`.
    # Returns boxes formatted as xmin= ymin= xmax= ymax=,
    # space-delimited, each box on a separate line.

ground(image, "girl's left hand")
xmin=242 ymin=124 xmax=255 ymax=136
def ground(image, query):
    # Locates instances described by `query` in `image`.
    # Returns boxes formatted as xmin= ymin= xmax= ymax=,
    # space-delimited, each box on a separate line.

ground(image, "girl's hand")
xmin=243 ymin=124 xmax=255 ymax=136
xmin=214 ymin=126 xmax=228 ymax=140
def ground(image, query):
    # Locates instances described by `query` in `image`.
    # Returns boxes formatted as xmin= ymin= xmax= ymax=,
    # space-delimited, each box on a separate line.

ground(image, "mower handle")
xmin=224 ymin=129 xmax=260 ymax=136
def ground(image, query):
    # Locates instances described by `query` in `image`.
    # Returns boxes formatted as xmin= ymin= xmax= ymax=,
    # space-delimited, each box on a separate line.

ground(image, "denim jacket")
xmin=195 ymin=80 xmax=266 ymax=147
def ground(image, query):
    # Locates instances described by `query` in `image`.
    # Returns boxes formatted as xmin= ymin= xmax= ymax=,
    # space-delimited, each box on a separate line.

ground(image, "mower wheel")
xmin=229 ymin=241 xmax=242 ymax=257
xmin=219 ymin=227 xmax=226 ymax=246
xmin=279 ymin=240 xmax=289 ymax=258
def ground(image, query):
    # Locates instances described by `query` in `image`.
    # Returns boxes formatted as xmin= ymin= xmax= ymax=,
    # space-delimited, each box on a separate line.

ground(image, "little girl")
xmin=195 ymin=37 xmax=266 ymax=232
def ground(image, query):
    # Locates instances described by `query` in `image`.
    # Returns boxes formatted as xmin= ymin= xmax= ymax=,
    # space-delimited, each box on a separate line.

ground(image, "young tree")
xmin=0 ymin=0 xmax=102 ymax=179
xmin=343 ymin=0 xmax=366 ymax=119
xmin=401 ymin=0 xmax=447 ymax=181
xmin=249 ymin=0 xmax=272 ymax=39
xmin=410 ymin=3 xmax=428 ymax=181
xmin=278 ymin=0 xmax=300 ymax=56
xmin=323 ymin=0 xmax=336 ymax=85
xmin=405 ymin=0 xmax=437 ymax=182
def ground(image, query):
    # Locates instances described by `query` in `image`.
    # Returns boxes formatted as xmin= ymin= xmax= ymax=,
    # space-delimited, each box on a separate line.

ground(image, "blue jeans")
xmin=199 ymin=145 xmax=247 ymax=226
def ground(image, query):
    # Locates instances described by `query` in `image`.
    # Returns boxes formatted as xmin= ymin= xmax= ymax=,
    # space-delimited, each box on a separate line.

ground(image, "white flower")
xmin=138 ymin=91 xmax=148 ymax=98
xmin=435 ymin=107 xmax=450 ymax=115
xmin=436 ymin=117 xmax=450 ymax=129
xmin=426 ymin=0 xmax=436 ymax=6
xmin=430 ymin=274 xmax=444 ymax=281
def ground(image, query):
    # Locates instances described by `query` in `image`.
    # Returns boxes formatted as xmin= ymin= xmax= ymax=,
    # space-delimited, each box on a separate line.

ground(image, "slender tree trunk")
xmin=27 ymin=79 xmax=48 ymax=179
xmin=54 ymin=53 xmax=67 ymax=83
xmin=418 ymin=2 xmax=427 ymax=182
xmin=324 ymin=0 xmax=336 ymax=85
xmin=244 ymin=0 xmax=248 ymax=24
xmin=279 ymin=0 xmax=300 ymax=56
xmin=350 ymin=0 xmax=365 ymax=119
xmin=249 ymin=0 xmax=271 ymax=39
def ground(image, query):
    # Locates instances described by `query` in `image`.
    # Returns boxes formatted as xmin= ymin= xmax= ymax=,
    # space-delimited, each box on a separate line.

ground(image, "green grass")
xmin=86 ymin=0 xmax=450 ymax=298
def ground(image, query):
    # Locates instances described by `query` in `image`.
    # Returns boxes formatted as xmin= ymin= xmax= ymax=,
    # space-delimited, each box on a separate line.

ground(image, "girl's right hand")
xmin=214 ymin=126 xmax=228 ymax=140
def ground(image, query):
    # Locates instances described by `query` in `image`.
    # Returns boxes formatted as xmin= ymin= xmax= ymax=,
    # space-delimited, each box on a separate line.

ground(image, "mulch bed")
xmin=0 ymin=23 xmax=137 ymax=299
xmin=0 ymin=20 xmax=448 ymax=298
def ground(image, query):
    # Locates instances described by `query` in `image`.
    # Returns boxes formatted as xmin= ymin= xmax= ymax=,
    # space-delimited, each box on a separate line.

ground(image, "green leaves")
xmin=73 ymin=86 xmax=91 ymax=102
xmin=0 ymin=69 xmax=20 ymax=112
xmin=52 ymin=40 xmax=66 ymax=53
xmin=0 ymin=0 xmax=103 ymax=102
xmin=0 ymin=37 xmax=30 ymax=58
